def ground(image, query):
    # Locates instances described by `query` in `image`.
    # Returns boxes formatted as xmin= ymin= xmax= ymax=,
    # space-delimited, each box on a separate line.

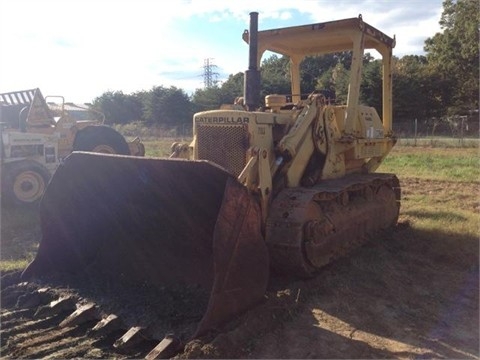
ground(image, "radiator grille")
xmin=196 ymin=124 xmax=248 ymax=177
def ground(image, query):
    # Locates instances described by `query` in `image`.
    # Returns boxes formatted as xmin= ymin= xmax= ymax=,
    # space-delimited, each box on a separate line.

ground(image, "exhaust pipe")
xmin=244 ymin=12 xmax=261 ymax=111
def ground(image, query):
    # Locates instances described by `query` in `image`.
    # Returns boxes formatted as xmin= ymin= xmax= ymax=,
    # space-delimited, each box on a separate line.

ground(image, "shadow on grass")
xmin=404 ymin=209 xmax=469 ymax=222
xmin=0 ymin=204 xmax=41 ymax=267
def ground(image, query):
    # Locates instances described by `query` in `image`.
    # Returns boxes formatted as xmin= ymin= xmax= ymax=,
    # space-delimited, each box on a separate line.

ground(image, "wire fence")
xmin=394 ymin=116 xmax=479 ymax=147
xmin=115 ymin=116 xmax=479 ymax=148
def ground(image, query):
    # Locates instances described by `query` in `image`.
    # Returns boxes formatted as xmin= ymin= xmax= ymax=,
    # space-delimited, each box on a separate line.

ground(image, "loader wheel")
xmin=2 ymin=161 xmax=50 ymax=206
xmin=72 ymin=125 xmax=130 ymax=155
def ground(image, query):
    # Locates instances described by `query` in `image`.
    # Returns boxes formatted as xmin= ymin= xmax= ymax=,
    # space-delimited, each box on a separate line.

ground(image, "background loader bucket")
xmin=22 ymin=152 xmax=269 ymax=336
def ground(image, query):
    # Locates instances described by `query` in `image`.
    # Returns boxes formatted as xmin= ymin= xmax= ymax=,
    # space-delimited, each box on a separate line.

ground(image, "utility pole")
xmin=203 ymin=58 xmax=219 ymax=88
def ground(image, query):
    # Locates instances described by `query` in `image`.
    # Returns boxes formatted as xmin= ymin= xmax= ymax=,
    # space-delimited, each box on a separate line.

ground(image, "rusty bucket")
xmin=22 ymin=152 xmax=269 ymax=336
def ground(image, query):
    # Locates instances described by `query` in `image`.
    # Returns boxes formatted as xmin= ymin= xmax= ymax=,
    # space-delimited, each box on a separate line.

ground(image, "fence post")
xmin=460 ymin=116 xmax=465 ymax=147
xmin=414 ymin=118 xmax=417 ymax=147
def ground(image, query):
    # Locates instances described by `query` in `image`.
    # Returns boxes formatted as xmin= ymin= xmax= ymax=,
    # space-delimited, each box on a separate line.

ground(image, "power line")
xmin=203 ymin=58 xmax=219 ymax=88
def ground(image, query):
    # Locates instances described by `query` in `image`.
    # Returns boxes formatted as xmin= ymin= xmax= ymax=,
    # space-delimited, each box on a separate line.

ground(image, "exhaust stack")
xmin=244 ymin=12 xmax=261 ymax=111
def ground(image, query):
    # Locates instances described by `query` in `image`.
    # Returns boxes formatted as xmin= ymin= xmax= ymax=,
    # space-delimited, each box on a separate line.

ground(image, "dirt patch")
xmin=400 ymin=178 xmax=480 ymax=213
xmin=180 ymin=221 xmax=478 ymax=359
xmin=1 ymin=273 xmax=207 ymax=359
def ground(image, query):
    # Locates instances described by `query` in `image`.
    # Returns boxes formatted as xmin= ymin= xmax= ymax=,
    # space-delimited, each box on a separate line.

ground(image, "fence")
xmin=394 ymin=116 xmax=479 ymax=147
xmin=115 ymin=116 xmax=479 ymax=148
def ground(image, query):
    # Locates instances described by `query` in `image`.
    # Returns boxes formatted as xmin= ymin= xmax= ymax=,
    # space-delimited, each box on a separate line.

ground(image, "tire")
xmin=2 ymin=160 xmax=51 ymax=206
xmin=72 ymin=126 xmax=130 ymax=155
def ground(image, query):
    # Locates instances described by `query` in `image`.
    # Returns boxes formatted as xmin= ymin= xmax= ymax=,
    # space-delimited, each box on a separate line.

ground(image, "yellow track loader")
xmin=22 ymin=13 xmax=400 ymax=340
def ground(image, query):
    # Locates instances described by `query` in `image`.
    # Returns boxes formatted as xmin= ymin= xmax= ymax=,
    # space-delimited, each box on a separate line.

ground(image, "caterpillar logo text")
xmin=195 ymin=116 xmax=250 ymax=124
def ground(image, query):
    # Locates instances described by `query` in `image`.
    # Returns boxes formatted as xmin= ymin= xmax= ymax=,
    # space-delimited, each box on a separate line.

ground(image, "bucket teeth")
xmin=2 ymin=283 xmax=191 ymax=358
xmin=59 ymin=303 xmax=98 ymax=328
xmin=145 ymin=335 xmax=182 ymax=360
xmin=1 ymin=308 xmax=33 ymax=322
xmin=34 ymin=296 xmax=76 ymax=318
xmin=2 ymin=287 xmax=31 ymax=308
xmin=114 ymin=326 xmax=146 ymax=350
xmin=16 ymin=288 xmax=52 ymax=308
xmin=90 ymin=314 xmax=123 ymax=337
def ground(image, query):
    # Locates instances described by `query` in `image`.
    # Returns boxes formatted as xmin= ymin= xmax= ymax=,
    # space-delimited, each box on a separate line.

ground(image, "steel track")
xmin=266 ymin=173 xmax=401 ymax=277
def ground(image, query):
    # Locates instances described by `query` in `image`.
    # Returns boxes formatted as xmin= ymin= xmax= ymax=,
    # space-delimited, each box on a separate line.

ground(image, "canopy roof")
xmin=243 ymin=15 xmax=395 ymax=62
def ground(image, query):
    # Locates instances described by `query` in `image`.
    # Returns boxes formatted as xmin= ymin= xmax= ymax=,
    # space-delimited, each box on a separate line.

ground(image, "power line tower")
xmin=203 ymin=58 xmax=219 ymax=88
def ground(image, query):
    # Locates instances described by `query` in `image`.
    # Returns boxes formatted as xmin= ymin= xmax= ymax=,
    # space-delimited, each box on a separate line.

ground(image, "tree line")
xmin=93 ymin=0 xmax=478 ymax=128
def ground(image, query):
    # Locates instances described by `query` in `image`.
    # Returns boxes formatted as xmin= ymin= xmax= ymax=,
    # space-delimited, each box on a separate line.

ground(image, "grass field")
xmin=379 ymin=146 xmax=479 ymax=252
xmin=379 ymin=146 xmax=479 ymax=182
xmin=1 ymin=144 xmax=478 ymax=272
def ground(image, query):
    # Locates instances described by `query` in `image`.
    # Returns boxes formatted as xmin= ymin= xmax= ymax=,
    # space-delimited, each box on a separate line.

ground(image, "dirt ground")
xmin=1 ymin=178 xmax=479 ymax=359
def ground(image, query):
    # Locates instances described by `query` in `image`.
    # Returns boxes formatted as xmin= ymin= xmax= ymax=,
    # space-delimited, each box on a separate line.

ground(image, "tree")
xmin=316 ymin=63 xmax=350 ymax=104
xmin=392 ymin=55 xmax=447 ymax=120
xmin=360 ymin=59 xmax=382 ymax=112
xmin=191 ymin=86 xmax=224 ymax=112
xmin=259 ymin=55 xmax=291 ymax=100
xmin=424 ymin=0 xmax=479 ymax=113
xmin=220 ymin=72 xmax=244 ymax=101
xmin=300 ymin=55 xmax=338 ymax=93
xmin=93 ymin=91 xmax=143 ymax=124
xmin=142 ymin=86 xmax=192 ymax=126
xmin=192 ymin=72 xmax=244 ymax=113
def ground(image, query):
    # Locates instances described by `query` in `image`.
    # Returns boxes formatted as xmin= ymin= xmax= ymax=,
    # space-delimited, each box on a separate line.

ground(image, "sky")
xmin=0 ymin=0 xmax=444 ymax=103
